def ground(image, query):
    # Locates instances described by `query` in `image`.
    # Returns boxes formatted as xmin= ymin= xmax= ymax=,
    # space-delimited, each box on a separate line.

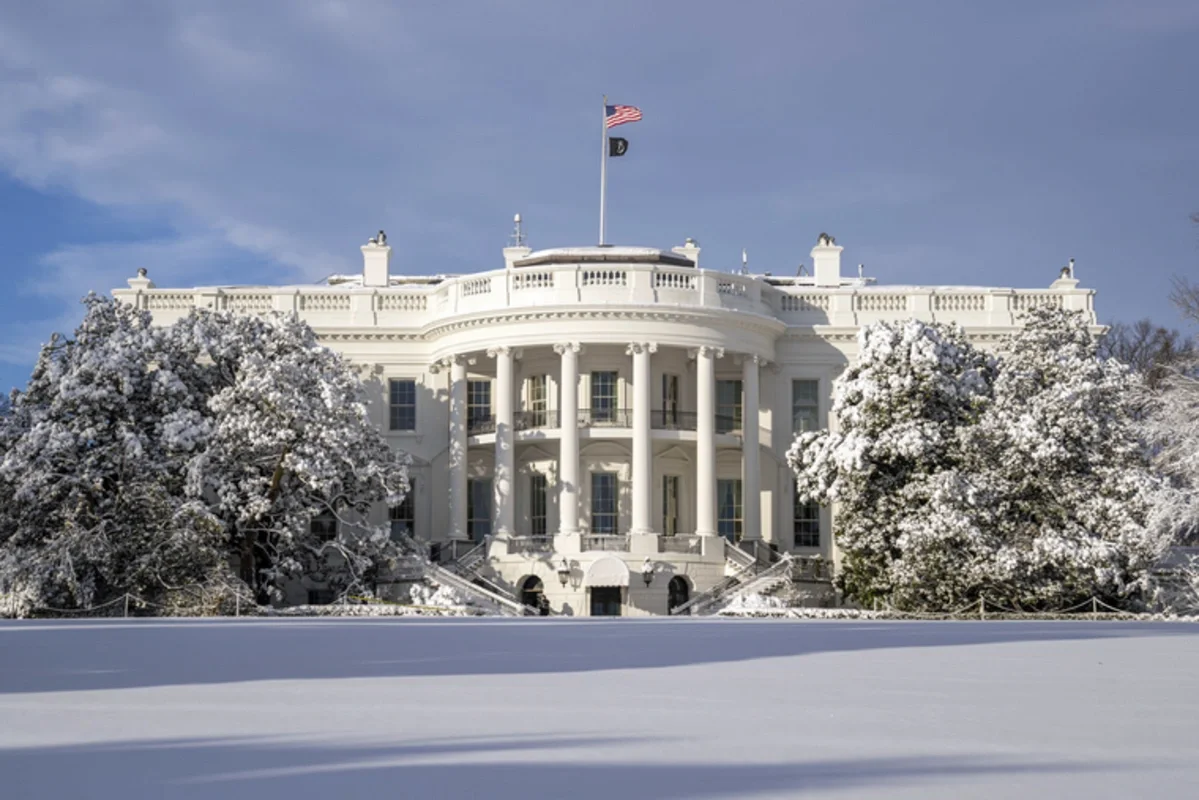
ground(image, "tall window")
xmin=716 ymin=380 xmax=743 ymax=433
xmin=792 ymin=379 xmax=820 ymax=434
xmin=527 ymin=375 xmax=548 ymax=426
xmin=310 ymin=509 xmax=338 ymax=542
xmin=468 ymin=380 xmax=492 ymax=430
xmin=661 ymin=374 xmax=679 ymax=425
xmin=591 ymin=472 xmax=618 ymax=534
xmin=467 ymin=478 xmax=492 ymax=541
xmin=662 ymin=475 xmax=679 ymax=536
xmin=390 ymin=484 xmax=414 ymax=540
xmin=717 ymin=479 xmax=742 ymax=542
xmin=529 ymin=474 xmax=548 ymax=537
xmin=591 ymin=371 xmax=618 ymax=423
xmin=389 ymin=379 xmax=416 ymax=431
xmin=794 ymin=492 xmax=820 ymax=548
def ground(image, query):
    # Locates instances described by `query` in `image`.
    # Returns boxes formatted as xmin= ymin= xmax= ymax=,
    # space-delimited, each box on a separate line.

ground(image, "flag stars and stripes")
xmin=605 ymin=104 xmax=642 ymax=128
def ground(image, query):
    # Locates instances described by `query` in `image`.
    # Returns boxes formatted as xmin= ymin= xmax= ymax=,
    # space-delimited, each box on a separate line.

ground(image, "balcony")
xmin=469 ymin=408 xmax=743 ymax=437
xmin=514 ymin=410 xmax=557 ymax=431
xmin=582 ymin=534 xmax=630 ymax=552
xmin=508 ymin=535 xmax=553 ymax=555
xmin=650 ymin=410 xmax=740 ymax=433
xmin=577 ymin=408 xmax=632 ymax=428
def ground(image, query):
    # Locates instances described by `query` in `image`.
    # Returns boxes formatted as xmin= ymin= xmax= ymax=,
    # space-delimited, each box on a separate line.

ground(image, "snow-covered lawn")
xmin=2 ymin=619 xmax=1197 ymax=799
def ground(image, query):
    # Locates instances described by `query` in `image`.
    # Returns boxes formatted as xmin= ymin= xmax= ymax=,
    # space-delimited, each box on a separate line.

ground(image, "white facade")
xmin=113 ymin=233 xmax=1095 ymax=616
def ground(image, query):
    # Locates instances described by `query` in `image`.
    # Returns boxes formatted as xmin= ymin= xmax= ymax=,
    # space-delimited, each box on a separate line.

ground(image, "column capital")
xmin=735 ymin=353 xmax=771 ymax=368
xmin=431 ymin=353 xmax=475 ymax=373
xmin=486 ymin=346 xmax=522 ymax=360
xmin=624 ymin=342 xmax=659 ymax=356
xmin=687 ymin=346 xmax=725 ymax=360
xmin=553 ymin=342 xmax=583 ymax=356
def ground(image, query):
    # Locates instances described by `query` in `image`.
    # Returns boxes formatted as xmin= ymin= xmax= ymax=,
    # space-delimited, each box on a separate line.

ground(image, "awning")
xmin=584 ymin=556 xmax=630 ymax=587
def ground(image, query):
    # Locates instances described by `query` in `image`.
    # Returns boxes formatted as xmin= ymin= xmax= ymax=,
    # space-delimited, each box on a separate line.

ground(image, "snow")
xmin=2 ymin=619 xmax=1197 ymax=800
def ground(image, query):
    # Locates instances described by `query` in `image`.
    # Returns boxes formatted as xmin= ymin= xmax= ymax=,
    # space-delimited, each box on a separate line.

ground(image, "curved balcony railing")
xmin=582 ymin=534 xmax=629 ymax=552
xmin=467 ymin=415 xmax=495 ymax=435
xmin=514 ymin=410 xmax=557 ymax=431
xmin=577 ymin=408 xmax=632 ymax=428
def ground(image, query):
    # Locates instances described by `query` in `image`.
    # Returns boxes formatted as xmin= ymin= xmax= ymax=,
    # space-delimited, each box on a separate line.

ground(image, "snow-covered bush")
xmin=789 ymin=308 xmax=1168 ymax=612
xmin=0 ymin=296 xmax=409 ymax=613
xmin=719 ymin=593 xmax=786 ymax=613
xmin=409 ymin=582 xmax=472 ymax=609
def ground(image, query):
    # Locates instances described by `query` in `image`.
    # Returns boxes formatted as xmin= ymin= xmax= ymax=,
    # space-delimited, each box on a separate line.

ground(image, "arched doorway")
xmin=668 ymin=576 xmax=690 ymax=614
xmin=519 ymin=575 xmax=545 ymax=613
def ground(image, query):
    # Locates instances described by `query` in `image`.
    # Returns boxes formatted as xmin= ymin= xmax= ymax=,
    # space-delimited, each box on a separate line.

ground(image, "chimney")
xmin=503 ymin=213 xmax=532 ymax=269
xmin=362 ymin=230 xmax=391 ymax=287
xmin=671 ymin=237 xmax=701 ymax=267
xmin=811 ymin=233 xmax=843 ymax=287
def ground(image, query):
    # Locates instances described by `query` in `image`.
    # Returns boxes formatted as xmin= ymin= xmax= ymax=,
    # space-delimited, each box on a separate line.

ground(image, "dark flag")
xmin=609 ymin=137 xmax=629 ymax=157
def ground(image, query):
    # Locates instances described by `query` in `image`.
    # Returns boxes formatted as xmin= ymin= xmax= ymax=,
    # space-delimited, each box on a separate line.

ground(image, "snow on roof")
xmin=513 ymin=246 xmax=695 ymax=268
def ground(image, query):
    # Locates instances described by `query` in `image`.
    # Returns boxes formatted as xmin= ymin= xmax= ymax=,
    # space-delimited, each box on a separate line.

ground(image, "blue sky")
xmin=1 ymin=1 xmax=1197 ymax=392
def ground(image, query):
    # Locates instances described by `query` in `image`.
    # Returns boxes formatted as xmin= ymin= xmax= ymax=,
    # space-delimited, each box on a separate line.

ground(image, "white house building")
xmin=113 ymin=229 xmax=1095 ymax=616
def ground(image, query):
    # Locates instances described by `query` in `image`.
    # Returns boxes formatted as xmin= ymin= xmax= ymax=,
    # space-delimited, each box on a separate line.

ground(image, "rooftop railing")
xmin=118 ymin=263 xmax=1095 ymax=329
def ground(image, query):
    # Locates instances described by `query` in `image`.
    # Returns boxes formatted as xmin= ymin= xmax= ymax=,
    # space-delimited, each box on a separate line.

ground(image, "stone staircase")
xmin=671 ymin=540 xmax=795 ymax=616
xmin=395 ymin=532 xmax=532 ymax=616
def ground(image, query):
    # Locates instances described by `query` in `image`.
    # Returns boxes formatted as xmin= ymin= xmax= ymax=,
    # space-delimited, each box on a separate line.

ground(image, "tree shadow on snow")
xmin=0 ymin=618 xmax=1196 ymax=694
xmin=0 ymin=734 xmax=1127 ymax=800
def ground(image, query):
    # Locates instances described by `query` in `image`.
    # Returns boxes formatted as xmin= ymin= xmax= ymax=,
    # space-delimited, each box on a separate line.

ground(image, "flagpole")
xmin=599 ymin=94 xmax=608 ymax=245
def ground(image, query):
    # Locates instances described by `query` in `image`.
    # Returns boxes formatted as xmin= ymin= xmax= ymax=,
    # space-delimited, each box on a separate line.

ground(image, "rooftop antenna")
xmin=858 ymin=263 xmax=864 ymax=280
xmin=510 ymin=213 xmax=526 ymax=247
xmin=741 ymin=248 xmax=748 ymax=275
xmin=797 ymin=263 xmax=807 ymax=277
xmin=1068 ymin=257 xmax=1075 ymax=278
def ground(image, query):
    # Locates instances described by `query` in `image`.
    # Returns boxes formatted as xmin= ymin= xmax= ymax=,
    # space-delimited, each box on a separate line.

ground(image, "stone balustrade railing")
xmin=115 ymin=262 xmax=1094 ymax=328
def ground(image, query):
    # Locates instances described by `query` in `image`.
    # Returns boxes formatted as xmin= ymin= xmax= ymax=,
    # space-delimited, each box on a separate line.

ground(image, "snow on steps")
xmin=672 ymin=551 xmax=795 ymax=617
xmin=392 ymin=531 xmax=532 ymax=617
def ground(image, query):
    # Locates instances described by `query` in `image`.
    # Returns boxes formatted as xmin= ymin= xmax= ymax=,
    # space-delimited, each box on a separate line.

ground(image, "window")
xmin=661 ymin=374 xmax=679 ymax=424
xmin=591 ymin=472 xmax=618 ymax=534
xmin=468 ymin=380 xmax=492 ymax=431
xmin=662 ymin=475 xmax=679 ymax=536
xmin=310 ymin=509 xmax=337 ymax=542
xmin=590 ymin=371 xmax=618 ymax=423
xmin=716 ymin=380 xmax=742 ymax=433
xmin=390 ymin=485 xmax=414 ymax=540
xmin=717 ymin=479 xmax=742 ymax=542
xmin=792 ymin=379 xmax=820 ymax=434
xmin=527 ymin=375 xmax=548 ymax=426
xmin=388 ymin=379 xmax=416 ymax=431
xmin=794 ymin=492 xmax=820 ymax=548
xmin=468 ymin=478 xmax=492 ymax=541
xmin=530 ymin=474 xmax=548 ymax=537
xmin=307 ymin=589 xmax=335 ymax=605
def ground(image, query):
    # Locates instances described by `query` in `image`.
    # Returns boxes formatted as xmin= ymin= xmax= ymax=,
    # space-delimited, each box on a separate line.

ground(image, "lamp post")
xmin=557 ymin=558 xmax=571 ymax=588
xmin=641 ymin=557 xmax=655 ymax=587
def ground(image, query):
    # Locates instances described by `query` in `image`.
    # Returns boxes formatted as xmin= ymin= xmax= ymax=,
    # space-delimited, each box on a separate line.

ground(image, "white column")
xmin=490 ymin=346 xmax=516 ymax=536
xmin=555 ymin=342 xmax=582 ymax=534
xmin=694 ymin=346 xmax=722 ymax=536
xmin=741 ymin=355 xmax=762 ymax=541
xmin=628 ymin=342 xmax=656 ymax=534
xmin=447 ymin=355 xmax=469 ymax=540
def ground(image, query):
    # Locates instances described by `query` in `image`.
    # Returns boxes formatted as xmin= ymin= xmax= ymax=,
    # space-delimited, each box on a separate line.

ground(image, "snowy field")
xmin=2 ymin=619 xmax=1198 ymax=799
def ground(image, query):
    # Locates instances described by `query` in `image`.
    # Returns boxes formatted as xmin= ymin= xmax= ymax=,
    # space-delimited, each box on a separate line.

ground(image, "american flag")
xmin=605 ymin=104 xmax=642 ymax=128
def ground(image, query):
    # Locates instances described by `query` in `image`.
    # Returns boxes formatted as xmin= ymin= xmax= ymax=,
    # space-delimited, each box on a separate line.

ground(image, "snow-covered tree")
xmin=789 ymin=308 xmax=1167 ymax=611
xmin=0 ymin=297 xmax=408 ymax=613
xmin=787 ymin=319 xmax=996 ymax=608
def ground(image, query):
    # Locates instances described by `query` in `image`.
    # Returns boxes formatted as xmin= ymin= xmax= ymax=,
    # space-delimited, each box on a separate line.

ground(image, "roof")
xmin=513 ymin=246 xmax=695 ymax=268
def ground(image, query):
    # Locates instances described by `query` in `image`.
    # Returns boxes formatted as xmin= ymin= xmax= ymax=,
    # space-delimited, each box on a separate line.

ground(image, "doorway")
xmin=668 ymin=576 xmax=690 ymax=614
xmin=590 ymin=587 xmax=622 ymax=616
xmin=519 ymin=575 xmax=544 ymax=612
